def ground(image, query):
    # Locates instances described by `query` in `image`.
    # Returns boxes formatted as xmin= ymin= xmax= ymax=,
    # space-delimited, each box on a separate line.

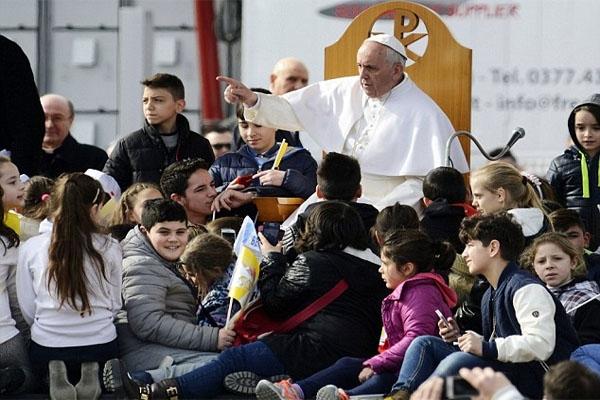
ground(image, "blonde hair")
xmin=111 ymin=182 xmax=162 ymax=225
xmin=471 ymin=162 xmax=549 ymax=213
xmin=520 ymin=232 xmax=582 ymax=276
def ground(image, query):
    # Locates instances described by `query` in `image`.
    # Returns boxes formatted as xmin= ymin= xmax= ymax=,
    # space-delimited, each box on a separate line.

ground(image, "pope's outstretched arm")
xmin=217 ymin=75 xmax=304 ymax=133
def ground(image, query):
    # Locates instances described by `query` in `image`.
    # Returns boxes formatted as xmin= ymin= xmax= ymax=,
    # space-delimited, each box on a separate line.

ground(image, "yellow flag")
xmin=272 ymin=139 xmax=288 ymax=170
xmin=228 ymin=246 xmax=260 ymax=308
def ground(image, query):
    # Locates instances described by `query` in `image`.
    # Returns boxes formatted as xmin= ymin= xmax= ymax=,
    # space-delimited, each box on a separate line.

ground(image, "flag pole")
xmin=225 ymin=297 xmax=235 ymax=328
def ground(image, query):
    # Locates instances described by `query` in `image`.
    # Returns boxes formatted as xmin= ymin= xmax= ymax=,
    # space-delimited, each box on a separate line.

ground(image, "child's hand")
xmin=253 ymin=170 xmax=285 ymax=187
xmin=217 ymin=328 xmax=236 ymax=350
xmin=258 ymin=232 xmax=282 ymax=254
xmin=439 ymin=316 xmax=460 ymax=343
xmin=358 ymin=367 xmax=375 ymax=383
xmin=456 ymin=330 xmax=483 ymax=356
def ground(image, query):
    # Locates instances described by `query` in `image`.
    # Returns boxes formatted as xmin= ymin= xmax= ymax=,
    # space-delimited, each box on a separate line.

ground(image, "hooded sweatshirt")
xmin=546 ymin=94 xmax=600 ymax=250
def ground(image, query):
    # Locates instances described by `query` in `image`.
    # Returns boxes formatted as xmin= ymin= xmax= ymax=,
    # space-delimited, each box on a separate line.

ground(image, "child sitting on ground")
xmin=0 ymin=156 xmax=25 ymax=235
xmin=20 ymin=175 xmax=54 ymax=241
xmin=520 ymin=232 xmax=600 ymax=344
xmin=108 ymin=182 xmax=164 ymax=241
xmin=256 ymin=229 xmax=457 ymax=400
xmin=420 ymin=166 xmax=476 ymax=253
xmin=282 ymin=152 xmax=378 ymax=259
xmin=385 ymin=212 xmax=580 ymax=400
xmin=180 ymin=233 xmax=235 ymax=327
xmin=549 ymin=208 xmax=600 ymax=286
xmin=115 ymin=198 xmax=235 ymax=373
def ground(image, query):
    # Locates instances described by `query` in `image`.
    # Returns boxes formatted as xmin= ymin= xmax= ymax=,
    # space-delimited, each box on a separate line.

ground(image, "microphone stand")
xmin=445 ymin=130 xmax=524 ymax=168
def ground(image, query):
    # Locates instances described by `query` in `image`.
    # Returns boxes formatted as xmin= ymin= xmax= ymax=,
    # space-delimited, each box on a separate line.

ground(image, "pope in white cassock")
xmin=217 ymin=33 xmax=469 ymax=213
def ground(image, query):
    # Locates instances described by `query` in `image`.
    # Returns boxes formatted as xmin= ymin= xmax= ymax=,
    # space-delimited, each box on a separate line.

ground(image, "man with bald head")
xmin=218 ymin=34 xmax=468 ymax=212
xmin=39 ymin=94 xmax=108 ymax=178
xmin=269 ymin=57 xmax=309 ymax=95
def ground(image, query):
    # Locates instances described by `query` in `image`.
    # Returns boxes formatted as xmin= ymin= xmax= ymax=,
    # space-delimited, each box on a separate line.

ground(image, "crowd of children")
xmin=2 ymin=74 xmax=600 ymax=400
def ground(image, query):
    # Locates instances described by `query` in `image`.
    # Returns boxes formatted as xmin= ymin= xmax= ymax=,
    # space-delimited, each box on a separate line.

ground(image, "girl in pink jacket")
xmin=255 ymin=229 xmax=458 ymax=400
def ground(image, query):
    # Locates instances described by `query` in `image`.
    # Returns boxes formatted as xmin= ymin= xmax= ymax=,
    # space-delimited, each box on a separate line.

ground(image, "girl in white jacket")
xmin=0 ymin=185 xmax=35 ymax=394
xmin=17 ymin=173 xmax=122 ymax=394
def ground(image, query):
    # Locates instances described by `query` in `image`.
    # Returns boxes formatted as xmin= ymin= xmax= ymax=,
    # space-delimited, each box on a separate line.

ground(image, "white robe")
xmin=245 ymin=73 xmax=469 ymax=211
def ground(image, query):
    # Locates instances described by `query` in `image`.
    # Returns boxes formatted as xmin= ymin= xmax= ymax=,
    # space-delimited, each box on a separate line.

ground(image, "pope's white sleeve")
xmin=244 ymin=93 xmax=305 ymax=132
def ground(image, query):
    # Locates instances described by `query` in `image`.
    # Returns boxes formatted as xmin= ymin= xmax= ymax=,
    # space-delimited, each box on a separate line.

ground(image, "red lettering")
xmin=334 ymin=6 xmax=350 ymax=18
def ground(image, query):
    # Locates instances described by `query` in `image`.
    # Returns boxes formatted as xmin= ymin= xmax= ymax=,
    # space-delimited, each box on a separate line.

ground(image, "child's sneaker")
xmin=255 ymin=379 xmax=302 ymax=400
xmin=316 ymin=384 xmax=350 ymax=400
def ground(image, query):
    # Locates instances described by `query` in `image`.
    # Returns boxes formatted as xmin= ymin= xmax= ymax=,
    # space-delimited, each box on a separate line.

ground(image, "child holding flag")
xmin=210 ymin=97 xmax=318 ymax=216
xmin=179 ymin=232 xmax=237 ymax=327
xmin=103 ymin=201 xmax=389 ymax=399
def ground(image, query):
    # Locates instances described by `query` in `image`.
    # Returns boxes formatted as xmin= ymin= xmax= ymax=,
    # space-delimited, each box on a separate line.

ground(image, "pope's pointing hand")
xmin=216 ymin=76 xmax=258 ymax=106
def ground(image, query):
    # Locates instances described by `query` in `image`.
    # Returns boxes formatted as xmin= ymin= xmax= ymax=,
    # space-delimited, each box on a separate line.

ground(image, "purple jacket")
xmin=364 ymin=272 xmax=457 ymax=373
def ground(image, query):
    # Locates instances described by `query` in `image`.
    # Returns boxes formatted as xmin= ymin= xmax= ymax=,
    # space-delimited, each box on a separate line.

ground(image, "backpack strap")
xmin=276 ymin=279 xmax=349 ymax=333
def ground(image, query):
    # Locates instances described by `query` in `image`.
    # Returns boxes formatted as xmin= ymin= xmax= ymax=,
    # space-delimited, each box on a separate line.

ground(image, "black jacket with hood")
xmin=546 ymin=94 xmax=600 ymax=250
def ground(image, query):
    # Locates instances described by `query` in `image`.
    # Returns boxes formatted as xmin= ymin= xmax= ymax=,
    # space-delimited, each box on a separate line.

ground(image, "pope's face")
xmin=356 ymin=41 xmax=403 ymax=99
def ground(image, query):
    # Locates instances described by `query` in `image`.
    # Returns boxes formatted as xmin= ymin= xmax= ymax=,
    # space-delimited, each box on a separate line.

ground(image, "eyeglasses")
xmin=212 ymin=143 xmax=232 ymax=150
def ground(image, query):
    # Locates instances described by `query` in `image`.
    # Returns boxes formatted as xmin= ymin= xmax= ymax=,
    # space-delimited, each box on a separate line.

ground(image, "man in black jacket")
xmin=39 ymin=94 xmax=108 ymax=178
xmin=104 ymin=73 xmax=214 ymax=192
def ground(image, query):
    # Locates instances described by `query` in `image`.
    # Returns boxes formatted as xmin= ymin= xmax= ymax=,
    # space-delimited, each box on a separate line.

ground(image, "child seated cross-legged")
xmin=255 ymin=228 xmax=457 ymax=400
xmin=384 ymin=212 xmax=580 ymax=400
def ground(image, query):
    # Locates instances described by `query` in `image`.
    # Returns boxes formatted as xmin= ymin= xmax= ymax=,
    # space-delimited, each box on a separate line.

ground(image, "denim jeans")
xmin=391 ymin=335 xmax=545 ymax=398
xmin=297 ymin=357 xmax=397 ymax=398
xmin=175 ymin=341 xmax=286 ymax=398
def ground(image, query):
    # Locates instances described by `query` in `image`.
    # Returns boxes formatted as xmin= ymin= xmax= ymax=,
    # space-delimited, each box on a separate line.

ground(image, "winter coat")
xmin=420 ymin=199 xmax=477 ymax=253
xmin=258 ymin=248 xmax=389 ymax=380
xmin=40 ymin=134 xmax=107 ymax=178
xmin=282 ymin=201 xmax=379 ymax=261
xmin=548 ymin=276 xmax=600 ymax=345
xmin=209 ymin=143 xmax=317 ymax=200
xmin=103 ymin=114 xmax=215 ymax=191
xmin=364 ymin=272 xmax=457 ymax=374
xmin=116 ymin=226 xmax=219 ymax=352
xmin=507 ymin=207 xmax=550 ymax=246
xmin=480 ymin=262 xmax=580 ymax=399
xmin=546 ymin=94 xmax=600 ymax=250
